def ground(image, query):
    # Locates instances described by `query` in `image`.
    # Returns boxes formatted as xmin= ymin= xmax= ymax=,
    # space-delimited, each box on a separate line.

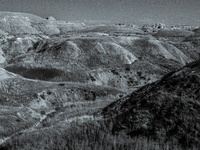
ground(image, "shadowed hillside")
xmin=101 ymin=59 xmax=200 ymax=148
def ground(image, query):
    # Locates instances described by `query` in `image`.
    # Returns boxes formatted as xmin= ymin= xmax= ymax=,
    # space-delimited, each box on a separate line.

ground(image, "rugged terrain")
xmin=0 ymin=11 xmax=200 ymax=149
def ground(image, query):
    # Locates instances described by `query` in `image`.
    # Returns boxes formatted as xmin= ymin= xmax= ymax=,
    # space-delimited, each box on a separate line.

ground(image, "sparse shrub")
xmin=119 ymin=94 xmax=123 ymax=98
xmin=47 ymin=91 xmax=52 ymax=95
xmin=33 ymin=93 xmax=38 ymax=98
xmin=58 ymin=83 xmax=65 ymax=86
xmin=137 ymin=71 xmax=142 ymax=76
xmin=125 ymin=66 xmax=130 ymax=71
xmin=40 ymin=94 xmax=45 ymax=99
xmin=0 ymin=118 xmax=187 ymax=150
xmin=140 ymin=76 xmax=146 ymax=80
xmin=40 ymin=110 xmax=46 ymax=115
xmin=16 ymin=119 xmax=21 ymax=122
xmin=89 ymin=75 xmax=96 ymax=81
xmin=111 ymin=69 xmax=119 ymax=75
xmin=85 ymin=90 xmax=96 ymax=101
xmin=70 ymin=104 xmax=76 ymax=108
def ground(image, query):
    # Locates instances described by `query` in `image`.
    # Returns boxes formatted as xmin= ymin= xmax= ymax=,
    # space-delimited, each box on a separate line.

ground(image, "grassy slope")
xmin=0 ymin=96 xmax=180 ymax=150
xmin=0 ymin=69 xmax=124 ymax=141
xmin=101 ymin=59 xmax=200 ymax=149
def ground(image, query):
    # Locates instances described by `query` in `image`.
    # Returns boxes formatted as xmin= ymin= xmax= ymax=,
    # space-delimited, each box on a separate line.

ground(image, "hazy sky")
xmin=0 ymin=0 xmax=200 ymax=25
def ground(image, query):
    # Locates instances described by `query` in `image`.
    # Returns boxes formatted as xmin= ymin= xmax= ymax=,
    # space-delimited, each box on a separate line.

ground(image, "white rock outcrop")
xmin=0 ymin=12 xmax=86 ymax=35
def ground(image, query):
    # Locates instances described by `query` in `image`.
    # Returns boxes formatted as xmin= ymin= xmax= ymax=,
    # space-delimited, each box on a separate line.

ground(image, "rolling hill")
xmin=1 ymin=32 xmax=194 ymax=92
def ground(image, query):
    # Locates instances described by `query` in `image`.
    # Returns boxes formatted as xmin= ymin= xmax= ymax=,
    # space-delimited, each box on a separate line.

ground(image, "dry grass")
xmin=0 ymin=106 xmax=40 ymax=139
xmin=0 ymin=118 xmax=183 ymax=150
xmin=36 ymin=96 xmax=116 ymax=128
xmin=1 ymin=92 xmax=198 ymax=150
xmin=0 ymin=72 xmax=124 ymax=148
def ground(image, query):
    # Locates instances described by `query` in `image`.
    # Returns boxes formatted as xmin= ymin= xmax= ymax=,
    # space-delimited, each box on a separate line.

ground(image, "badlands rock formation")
xmin=2 ymin=34 xmax=193 ymax=92
xmin=193 ymin=27 xmax=200 ymax=35
xmin=142 ymin=23 xmax=166 ymax=32
xmin=0 ymin=12 xmax=85 ymax=35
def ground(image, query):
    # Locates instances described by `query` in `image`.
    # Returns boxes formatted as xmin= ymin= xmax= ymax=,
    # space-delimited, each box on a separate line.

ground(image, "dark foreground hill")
xmin=101 ymin=59 xmax=200 ymax=148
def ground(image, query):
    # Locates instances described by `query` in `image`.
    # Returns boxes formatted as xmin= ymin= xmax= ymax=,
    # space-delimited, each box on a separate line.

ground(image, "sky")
xmin=0 ymin=0 xmax=200 ymax=26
